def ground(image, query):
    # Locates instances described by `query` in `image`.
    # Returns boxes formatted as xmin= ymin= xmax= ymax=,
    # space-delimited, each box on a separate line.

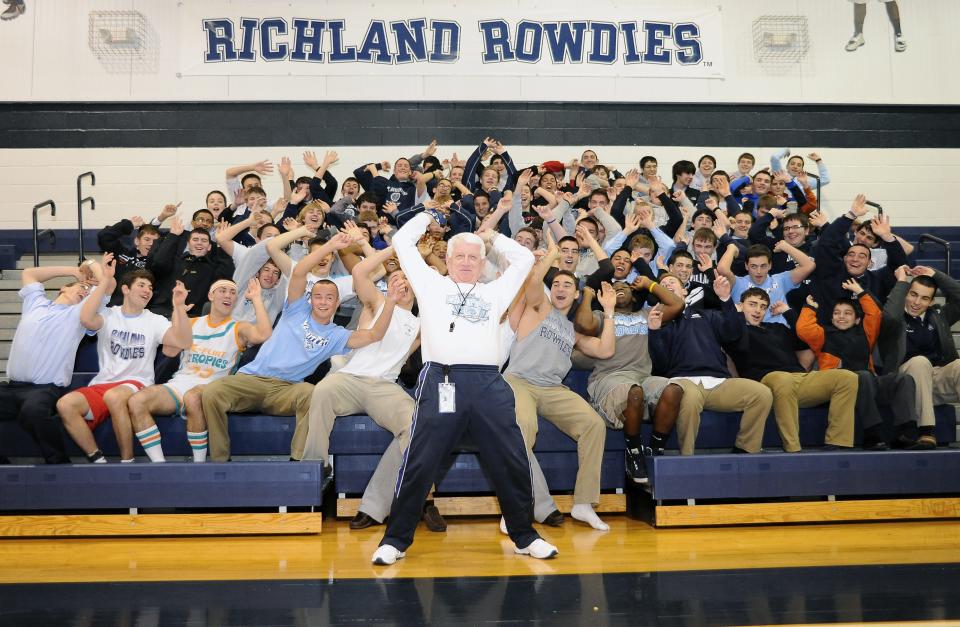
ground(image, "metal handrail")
xmin=77 ymin=171 xmax=95 ymax=263
xmin=31 ymin=200 xmax=57 ymax=267
xmin=918 ymin=234 xmax=952 ymax=276
xmin=805 ymin=170 xmax=821 ymax=207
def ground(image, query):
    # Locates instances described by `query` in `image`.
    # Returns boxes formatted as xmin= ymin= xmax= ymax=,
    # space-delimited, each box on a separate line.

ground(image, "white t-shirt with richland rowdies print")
xmin=90 ymin=306 xmax=172 ymax=387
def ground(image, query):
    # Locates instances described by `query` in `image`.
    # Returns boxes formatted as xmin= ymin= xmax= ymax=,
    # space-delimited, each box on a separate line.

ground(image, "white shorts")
xmin=161 ymin=376 xmax=205 ymax=418
xmin=589 ymin=374 xmax=670 ymax=430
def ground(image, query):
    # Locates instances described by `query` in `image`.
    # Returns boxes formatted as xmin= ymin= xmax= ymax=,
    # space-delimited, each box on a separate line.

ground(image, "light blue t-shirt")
xmin=733 ymin=271 xmax=797 ymax=326
xmin=239 ymin=295 xmax=351 ymax=382
xmin=7 ymin=283 xmax=93 ymax=387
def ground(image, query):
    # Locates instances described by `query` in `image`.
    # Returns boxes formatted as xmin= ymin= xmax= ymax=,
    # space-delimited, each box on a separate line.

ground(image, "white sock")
xmin=135 ymin=425 xmax=166 ymax=462
xmin=187 ymin=430 xmax=208 ymax=462
xmin=571 ymin=504 xmax=610 ymax=531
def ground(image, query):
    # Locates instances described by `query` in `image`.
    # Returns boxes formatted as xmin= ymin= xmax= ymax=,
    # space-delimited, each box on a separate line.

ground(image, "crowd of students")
xmin=3 ymin=139 xmax=958 ymax=538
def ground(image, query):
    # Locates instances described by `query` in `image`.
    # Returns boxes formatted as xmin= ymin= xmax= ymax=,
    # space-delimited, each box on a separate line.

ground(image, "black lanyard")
xmin=449 ymin=281 xmax=478 ymax=333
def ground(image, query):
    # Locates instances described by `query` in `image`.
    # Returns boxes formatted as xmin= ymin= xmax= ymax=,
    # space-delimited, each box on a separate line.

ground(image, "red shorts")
xmin=75 ymin=380 xmax=144 ymax=429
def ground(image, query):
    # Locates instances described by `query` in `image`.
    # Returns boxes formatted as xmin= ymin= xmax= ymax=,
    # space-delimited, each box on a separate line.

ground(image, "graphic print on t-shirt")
xmin=110 ymin=329 xmax=149 ymax=360
xmin=445 ymin=292 xmax=491 ymax=324
xmin=301 ymin=318 xmax=331 ymax=351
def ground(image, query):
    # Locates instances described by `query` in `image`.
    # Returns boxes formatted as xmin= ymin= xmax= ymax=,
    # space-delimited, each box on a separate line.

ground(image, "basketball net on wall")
xmin=752 ymin=15 xmax=809 ymax=71
xmin=88 ymin=10 xmax=159 ymax=74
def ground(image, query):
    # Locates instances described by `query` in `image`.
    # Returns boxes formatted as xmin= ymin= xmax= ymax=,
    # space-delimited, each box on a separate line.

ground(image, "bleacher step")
xmin=0 ymin=329 xmax=13 ymax=341
xmin=0 ymin=270 xmax=24 ymax=281
xmin=0 ymin=345 xmax=10 ymax=360
xmin=16 ymin=255 xmax=81 ymax=270
xmin=0 ymin=278 xmax=70 ymax=290
xmin=0 ymin=315 xmax=18 ymax=328
xmin=0 ymin=290 xmax=57 ymax=303
xmin=0 ymin=303 xmax=22 ymax=314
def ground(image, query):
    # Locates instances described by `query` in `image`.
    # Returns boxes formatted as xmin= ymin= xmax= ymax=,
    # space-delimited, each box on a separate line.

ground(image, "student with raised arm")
xmin=299 ymin=245 xmax=424 ymax=530
xmin=797 ymin=280 xmax=917 ymax=450
xmin=57 ymin=256 xmax=193 ymax=463
xmin=126 ymin=278 xmax=273 ymax=462
xmin=504 ymin=238 xmax=618 ymax=531
xmin=1 ymin=260 xmax=99 ymax=463
xmin=373 ymin=209 xmax=557 ymax=566
xmin=810 ymin=194 xmax=907 ymax=323
xmin=716 ymin=241 xmax=815 ymax=326
xmin=214 ymin=215 xmax=284 ymax=322
xmin=200 ymin=232 xmax=397 ymax=463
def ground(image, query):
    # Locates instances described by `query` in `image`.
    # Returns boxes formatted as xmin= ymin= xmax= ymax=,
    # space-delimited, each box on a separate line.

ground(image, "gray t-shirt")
xmin=505 ymin=307 xmax=575 ymax=387
xmin=230 ymin=240 xmax=286 ymax=325
xmin=587 ymin=309 xmax=652 ymax=388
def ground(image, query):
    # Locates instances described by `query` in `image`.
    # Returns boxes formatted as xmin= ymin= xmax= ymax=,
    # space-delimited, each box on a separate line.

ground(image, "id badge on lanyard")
xmin=439 ymin=366 xmax=455 ymax=413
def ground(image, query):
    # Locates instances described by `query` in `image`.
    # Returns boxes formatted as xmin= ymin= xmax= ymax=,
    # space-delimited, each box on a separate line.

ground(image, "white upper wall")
xmin=0 ymin=0 xmax=955 ymax=104
xmin=2 ymin=145 xmax=957 ymax=230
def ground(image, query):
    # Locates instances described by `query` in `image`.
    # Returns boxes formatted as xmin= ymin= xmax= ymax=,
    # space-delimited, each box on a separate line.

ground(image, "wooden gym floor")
xmin=0 ymin=517 xmax=959 ymax=624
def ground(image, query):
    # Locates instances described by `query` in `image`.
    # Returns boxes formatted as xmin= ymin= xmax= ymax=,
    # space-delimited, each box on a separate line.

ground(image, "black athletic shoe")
xmin=350 ymin=511 xmax=380 ymax=530
xmin=541 ymin=509 xmax=565 ymax=527
xmin=625 ymin=447 xmax=650 ymax=484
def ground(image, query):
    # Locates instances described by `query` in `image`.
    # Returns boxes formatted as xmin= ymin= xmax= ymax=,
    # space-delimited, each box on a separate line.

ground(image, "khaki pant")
xmin=760 ymin=370 xmax=858 ymax=452
xmin=899 ymin=356 xmax=960 ymax=427
xmin=300 ymin=373 xmax=415 ymax=523
xmin=674 ymin=378 xmax=773 ymax=455
xmin=201 ymin=374 xmax=314 ymax=462
xmin=301 ymin=372 xmax=414 ymax=462
xmin=506 ymin=375 xmax=605 ymax=506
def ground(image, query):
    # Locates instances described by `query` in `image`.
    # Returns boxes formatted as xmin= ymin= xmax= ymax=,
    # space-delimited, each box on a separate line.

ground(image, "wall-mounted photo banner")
xmin=179 ymin=3 xmax=724 ymax=79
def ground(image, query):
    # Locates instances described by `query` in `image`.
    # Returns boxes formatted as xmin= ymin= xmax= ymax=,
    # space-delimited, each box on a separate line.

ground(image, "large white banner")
xmin=178 ymin=3 xmax=724 ymax=79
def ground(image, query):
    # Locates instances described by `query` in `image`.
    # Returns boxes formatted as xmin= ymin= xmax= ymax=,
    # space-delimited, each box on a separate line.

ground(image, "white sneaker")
xmin=895 ymin=35 xmax=907 ymax=52
xmin=515 ymin=538 xmax=558 ymax=559
xmin=371 ymin=545 xmax=405 ymax=565
xmin=499 ymin=516 xmax=508 ymax=535
xmin=845 ymin=33 xmax=865 ymax=52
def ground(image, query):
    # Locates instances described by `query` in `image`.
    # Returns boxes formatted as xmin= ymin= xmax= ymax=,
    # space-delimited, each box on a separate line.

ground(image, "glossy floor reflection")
xmin=1 ymin=563 xmax=958 ymax=626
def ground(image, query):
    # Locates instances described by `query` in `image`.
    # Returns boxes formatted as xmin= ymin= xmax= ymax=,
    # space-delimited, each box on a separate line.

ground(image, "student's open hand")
xmin=245 ymin=277 xmax=261 ymax=301
xmin=252 ymin=160 xmax=274 ymax=175
xmin=278 ymin=156 xmax=293 ymax=180
xmin=850 ymin=194 xmax=868 ymax=217
xmin=598 ymin=282 xmax=617 ymax=312
xmin=713 ymin=275 xmax=732 ymax=301
xmin=841 ymin=278 xmax=864 ymax=295
xmin=770 ymin=301 xmax=790 ymax=316
xmin=647 ymin=304 xmax=664 ymax=330
xmin=806 ymin=295 xmax=819 ymax=309
xmin=159 ymin=202 xmax=180 ymax=222
xmin=169 ymin=216 xmax=185 ymax=236
xmin=808 ymin=210 xmax=828 ymax=229
xmin=895 ymin=265 xmax=910 ymax=282
xmin=909 ymin=265 xmax=936 ymax=277
xmin=289 ymin=186 xmax=309 ymax=205
xmin=172 ymin=281 xmax=192 ymax=311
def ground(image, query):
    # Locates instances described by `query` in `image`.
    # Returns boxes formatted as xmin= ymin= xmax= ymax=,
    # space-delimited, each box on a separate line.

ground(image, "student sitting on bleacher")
xmin=648 ymin=275 xmax=773 ymax=455
xmin=148 ymin=216 xmax=235 ymax=318
xmin=57 ymin=258 xmax=193 ymax=463
xmin=125 ymin=278 xmax=273 ymax=463
xmin=724 ymin=288 xmax=858 ymax=453
xmin=798 ymin=280 xmax=918 ymax=451
xmin=880 ymin=265 xmax=960 ymax=449
xmin=577 ymin=273 xmax=685 ymax=484
xmin=96 ymin=214 xmax=161 ymax=306
xmin=299 ymin=246 xmax=428 ymax=531
xmin=1 ymin=260 xmax=99 ymax=464
xmin=214 ymin=213 xmax=286 ymax=325
xmin=504 ymin=247 xmax=618 ymax=531
xmin=200 ymin=232 xmax=397 ymax=463
xmin=810 ymin=194 xmax=907 ymax=323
